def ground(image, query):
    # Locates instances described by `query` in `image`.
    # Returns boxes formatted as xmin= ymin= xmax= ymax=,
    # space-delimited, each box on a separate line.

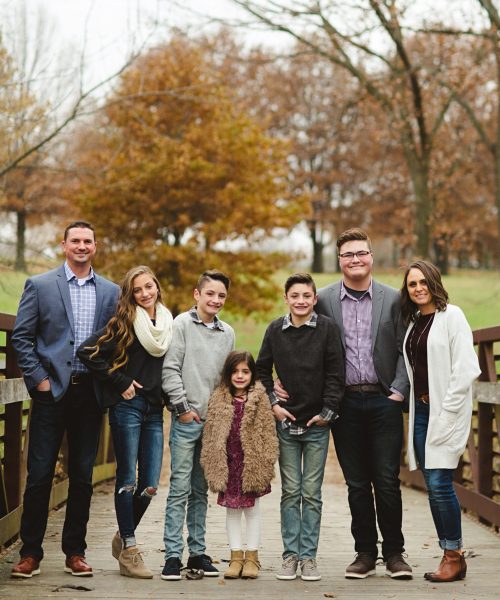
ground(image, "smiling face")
xmin=61 ymin=227 xmax=96 ymax=274
xmin=132 ymin=273 xmax=159 ymax=318
xmin=231 ymin=361 xmax=252 ymax=393
xmin=406 ymin=267 xmax=436 ymax=314
xmin=338 ymin=240 xmax=373 ymax=289
xmin=193 ymin=278 xmax=228 ymax=323
xmin=285 ymin=283 xmax=317 ymax=325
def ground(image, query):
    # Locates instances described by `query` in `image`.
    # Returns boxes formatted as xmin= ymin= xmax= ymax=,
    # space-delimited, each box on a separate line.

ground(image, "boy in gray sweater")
xmin=161 ymin=270 xmax=235 ymax=581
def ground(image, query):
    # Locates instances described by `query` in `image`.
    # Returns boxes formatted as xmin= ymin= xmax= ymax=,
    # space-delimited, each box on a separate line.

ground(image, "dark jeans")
xmin=109 ymin=396 xmax=163 ymax=544
xmin=332 ymin=392 xmax=404 ymax=560
xmin=20 ymin=379 xmax=102 ymax=561
xmin=413 ymin=400 xmax=462 ymax=549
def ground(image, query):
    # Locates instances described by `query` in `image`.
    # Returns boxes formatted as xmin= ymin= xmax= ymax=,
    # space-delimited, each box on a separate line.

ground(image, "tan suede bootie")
xmin=118 ymin=547 xmax=153 ymax=579
xmin=224 ymin=549 xmax=245 ymax=579
xmin=425 ymin=549 xmax=466 ymax=582
xmin=241 ymin=550 xmax=260 ymax=579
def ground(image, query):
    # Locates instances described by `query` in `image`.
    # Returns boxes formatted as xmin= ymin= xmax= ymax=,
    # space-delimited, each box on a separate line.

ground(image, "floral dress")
xmin=217 ymin=398 xmax=271 ymax=508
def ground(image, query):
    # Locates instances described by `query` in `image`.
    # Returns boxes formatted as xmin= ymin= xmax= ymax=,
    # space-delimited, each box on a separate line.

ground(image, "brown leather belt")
xmin=345 ymin=384 xmax=382 ymax=394
xmin=417 ymin=394 xmax=430 ymax=404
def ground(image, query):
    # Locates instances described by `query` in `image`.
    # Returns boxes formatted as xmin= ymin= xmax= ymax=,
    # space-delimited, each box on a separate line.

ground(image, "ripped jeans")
xmin=109 ymin=396 xmax=163 ymax=546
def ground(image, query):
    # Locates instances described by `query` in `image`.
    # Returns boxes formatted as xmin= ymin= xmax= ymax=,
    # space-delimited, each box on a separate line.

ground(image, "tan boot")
xmin=425 ymin=550 xmax=466 ymax=582
xmin=112 ymin=531 xmax=122 ymax=560
xmin=241 ymin=550 xmax=260 ymax=579
xmin=224 ymin=549 xmax=244 ymax=579
xmin=118 ymin=547 xmax=153 ymax=579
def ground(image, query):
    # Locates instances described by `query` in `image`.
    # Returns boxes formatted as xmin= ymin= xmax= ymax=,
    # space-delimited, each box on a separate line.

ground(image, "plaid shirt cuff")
xmin=173 ymin=400 xmax=191 ymax=416
xmin=319 ymin=408 xmax=338 ymax=422
xmin=269 ymin=391 xmax=281 ymax=406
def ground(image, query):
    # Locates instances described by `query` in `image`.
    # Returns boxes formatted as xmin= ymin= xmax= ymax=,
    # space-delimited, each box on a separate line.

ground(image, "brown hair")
xmin=88 ymin=266 xmax=164 ymax=371
xmin=221 ymin=350 xmax=256 ymax=394
xmin=336 ymin=227 xmax=372 ymax=251
xmin=64 ymin=220 xmax=95 ymax=241
xmin=400 ymin=260 xmax=449 ymax=325
xmin=196 ymin=269 xmax=230 ymax=292
xmin=284 ymin=272 xmax=316 ymax=295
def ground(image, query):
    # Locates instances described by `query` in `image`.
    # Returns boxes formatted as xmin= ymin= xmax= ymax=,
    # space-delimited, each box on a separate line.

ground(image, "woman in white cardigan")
xmin=400 ymin=260 xmax=480 ymax=583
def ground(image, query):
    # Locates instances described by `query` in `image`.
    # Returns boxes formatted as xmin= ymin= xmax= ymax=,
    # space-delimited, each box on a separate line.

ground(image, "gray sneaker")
xmin=276 ymin=554 xmax=299 ymax=580
xmin=300 ymin=558 xmax=321 ymax=581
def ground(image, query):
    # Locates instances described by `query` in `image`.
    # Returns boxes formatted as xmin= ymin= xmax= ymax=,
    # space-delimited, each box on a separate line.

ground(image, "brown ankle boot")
xmin=241 ymin=550 xmax=260 ymax=579
xmin=224 ymin=550 xmax=244 ymax=579
xmin=425 ymin=550 xmax=466 ymax=582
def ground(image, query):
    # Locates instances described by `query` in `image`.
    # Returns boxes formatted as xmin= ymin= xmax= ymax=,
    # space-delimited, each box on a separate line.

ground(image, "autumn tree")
xmin=72 ymin=35 xmax=305 ymax=316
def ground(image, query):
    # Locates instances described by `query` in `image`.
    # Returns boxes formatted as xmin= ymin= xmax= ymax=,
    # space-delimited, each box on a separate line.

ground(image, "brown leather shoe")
xmin=425 ymin=550 xmax=466 ymax=582
xmin=11 ymin=556 xmax=41 ymax=578
xmin=64 ymin=555 xmax=93 ymax=577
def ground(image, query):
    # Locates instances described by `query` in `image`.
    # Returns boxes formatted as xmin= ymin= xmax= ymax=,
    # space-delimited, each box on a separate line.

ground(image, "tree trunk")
xmin=309 ymin=221 xmax=324 ymax=273
xmin=15 ymin=210 xmax=27 ymax=271
xmin=433 ymin=237 xmax=449 ymax=275
xmin=405 ymin=153 xmax=432 ymax=258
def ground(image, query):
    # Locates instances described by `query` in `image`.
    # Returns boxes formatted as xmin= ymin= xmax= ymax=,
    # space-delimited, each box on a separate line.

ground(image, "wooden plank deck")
xmin=1 ymin=451 xmax=499 ymax=599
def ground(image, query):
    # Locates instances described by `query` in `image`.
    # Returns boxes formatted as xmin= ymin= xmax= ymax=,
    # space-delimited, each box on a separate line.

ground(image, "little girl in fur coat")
xmin=201 ymin=350 xmax=278 ymax=580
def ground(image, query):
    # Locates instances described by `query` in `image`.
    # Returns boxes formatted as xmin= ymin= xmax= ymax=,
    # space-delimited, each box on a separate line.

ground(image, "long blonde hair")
xmin=89 ymin=265 xmax=164 ymax=372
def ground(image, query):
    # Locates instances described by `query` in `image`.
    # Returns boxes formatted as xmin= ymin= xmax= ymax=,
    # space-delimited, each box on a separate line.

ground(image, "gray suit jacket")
xmin=12 ymin=265 xmax=119 ymax=401
xmin=316 ymin=279 xmax=409 ymax=400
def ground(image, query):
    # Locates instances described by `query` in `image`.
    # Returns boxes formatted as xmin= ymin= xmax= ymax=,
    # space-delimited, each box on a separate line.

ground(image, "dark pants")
xmin=19 ymin=379 xmax=102 ymax=561
xmin=332 ymin=391 xmax=404 ymax=560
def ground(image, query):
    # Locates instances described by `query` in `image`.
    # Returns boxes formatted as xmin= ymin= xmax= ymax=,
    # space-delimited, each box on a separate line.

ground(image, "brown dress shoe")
xmin=11 ymin=556 xmax=41 ymax=578
xmin=64 ymin=555 xmax=93 ymax=576
xmin=425 ymin=549 xmax=466 ymax=582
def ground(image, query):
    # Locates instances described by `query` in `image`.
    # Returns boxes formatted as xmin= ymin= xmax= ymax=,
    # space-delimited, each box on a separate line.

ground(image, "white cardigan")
xmin=403 ymin=304 xmax=481 ymax=470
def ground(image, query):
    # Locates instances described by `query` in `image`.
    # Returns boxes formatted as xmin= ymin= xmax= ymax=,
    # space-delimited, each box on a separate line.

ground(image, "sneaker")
xmin=345 ymin=553 xmax=376 ymax=579
xmin=187 ymin=554 xmax=219 ymax=577
xmin=161 ymin=557 xmax=183 ymax=580
xmin=300 ymin=558 xmax=321 ymax=581
xmin=276 ymin=554 xmax=299 ymax=580
xmin=385 ymin=553 xmax=413 ymax=579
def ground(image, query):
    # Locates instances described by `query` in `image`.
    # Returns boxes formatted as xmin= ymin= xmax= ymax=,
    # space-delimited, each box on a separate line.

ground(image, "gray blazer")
xmin=316 ymin=279 xmax=409 ymax=400
xmin=12 ymin=265 xmax=119 ymax=401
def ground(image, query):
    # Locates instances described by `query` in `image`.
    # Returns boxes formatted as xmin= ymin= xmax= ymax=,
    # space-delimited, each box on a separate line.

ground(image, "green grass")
xmin=226 ymin=269 xmax=500 ymax=357
xmin=1 ymin=268 xmax=499 ymax=357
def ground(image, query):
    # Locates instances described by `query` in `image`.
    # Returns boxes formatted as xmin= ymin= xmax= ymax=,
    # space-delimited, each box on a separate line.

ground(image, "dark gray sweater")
xmin=256 ymin=314 xmax=345 ymax=426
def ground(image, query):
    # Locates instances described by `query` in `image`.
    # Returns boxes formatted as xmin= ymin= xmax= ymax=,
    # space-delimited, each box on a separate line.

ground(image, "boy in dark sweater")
xmin=256 ymin=273 xmax=344 ymax=582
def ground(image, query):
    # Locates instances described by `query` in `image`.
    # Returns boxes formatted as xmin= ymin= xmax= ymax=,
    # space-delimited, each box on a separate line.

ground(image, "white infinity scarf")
xmin=133 ymin=303 xmax=173 ymax=357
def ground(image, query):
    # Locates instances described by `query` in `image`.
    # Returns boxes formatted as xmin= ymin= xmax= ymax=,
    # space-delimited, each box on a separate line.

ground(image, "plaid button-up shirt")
xmin=65 ymin=262 xmax=96 ymax=373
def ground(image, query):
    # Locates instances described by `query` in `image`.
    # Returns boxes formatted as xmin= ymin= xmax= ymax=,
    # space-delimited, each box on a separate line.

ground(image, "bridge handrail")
xmin=400 ymin=324 xmax=500 ymax=529
xmin=0 ymin=312 xmax=115 ymax=548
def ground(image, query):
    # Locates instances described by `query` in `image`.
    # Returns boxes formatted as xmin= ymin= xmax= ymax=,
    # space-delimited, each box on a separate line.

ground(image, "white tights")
xmin=226 ymin=499 xmax=261 ymax=550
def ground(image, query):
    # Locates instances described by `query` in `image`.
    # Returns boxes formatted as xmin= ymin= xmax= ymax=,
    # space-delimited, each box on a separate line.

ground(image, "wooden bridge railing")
xmin=0 ymin=313 xmax=116 ymax=548
xmin=400 ymin=325 xmax=500 ymax=530
xmin=2 ymin=312 xmax=500 ymax=547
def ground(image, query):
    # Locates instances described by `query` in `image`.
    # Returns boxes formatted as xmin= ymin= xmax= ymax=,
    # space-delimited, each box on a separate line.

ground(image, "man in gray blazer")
xmin=11 ymin=221 xmax=119 ymax=579
xmin=317 ymin=228 xmax=410 ymax=579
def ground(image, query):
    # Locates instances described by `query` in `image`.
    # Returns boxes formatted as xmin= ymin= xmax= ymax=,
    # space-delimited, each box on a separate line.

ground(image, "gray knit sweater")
xmin=162 ymin=310 xmax=235 ymax=420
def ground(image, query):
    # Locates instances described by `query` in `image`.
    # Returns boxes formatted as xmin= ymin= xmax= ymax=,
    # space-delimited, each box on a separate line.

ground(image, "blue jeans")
xmin=20 ymin=381 xmax=102 ymax=561
xmin=413 ymin=400 xmax=462 ymax=550
xmin=109 ymin=396 xmax=163 ymax=545
xmin=163 ymin=417 xmax=207 ymax=559
xmin=332 ymin=392 xmax=404 ymax=560
xmin=277 ymin=424 xmax=330 ymax=559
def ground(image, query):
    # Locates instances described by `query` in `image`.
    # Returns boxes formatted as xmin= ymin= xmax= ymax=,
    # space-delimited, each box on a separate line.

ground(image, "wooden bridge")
xmin=1 ymin=314 xmax=499 ymax=599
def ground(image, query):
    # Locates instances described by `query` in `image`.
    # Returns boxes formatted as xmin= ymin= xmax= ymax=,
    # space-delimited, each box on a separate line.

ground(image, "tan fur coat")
xmin=201 ymin=380 xmax=278 ymax=494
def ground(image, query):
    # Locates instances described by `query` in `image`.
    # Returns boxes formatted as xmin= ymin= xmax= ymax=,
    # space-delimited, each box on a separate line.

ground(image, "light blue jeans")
xmin=163 ymin=417 xmax=208 ymax=559
xmin=277 ymin=424 xmax=330 ymax=560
